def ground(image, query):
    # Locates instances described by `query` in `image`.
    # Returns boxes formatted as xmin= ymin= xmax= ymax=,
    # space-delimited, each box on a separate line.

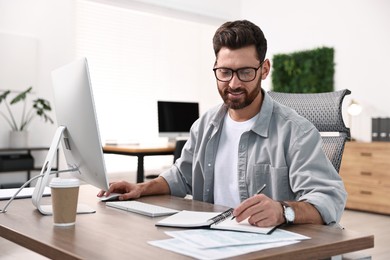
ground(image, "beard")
xmin=218 ymin=78 xmax=262 ymax=110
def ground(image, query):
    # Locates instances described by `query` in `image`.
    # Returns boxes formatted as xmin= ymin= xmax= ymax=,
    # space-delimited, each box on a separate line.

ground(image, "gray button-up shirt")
xmin=161 ymin=91 xmax=347 ymax=224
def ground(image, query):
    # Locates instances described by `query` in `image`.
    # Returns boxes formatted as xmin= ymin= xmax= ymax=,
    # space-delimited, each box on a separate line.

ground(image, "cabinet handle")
xmin=360 ymin=152 xmax=372 ymax=157
xmin=360 ymin=190 xmax=372 ymax=195
xmin=360 ymin=171 xmax=372 ymax=176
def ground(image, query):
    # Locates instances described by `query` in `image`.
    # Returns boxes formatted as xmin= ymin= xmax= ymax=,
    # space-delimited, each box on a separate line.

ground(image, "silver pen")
xmin=231 ymin=184 xmax=267 ymax=220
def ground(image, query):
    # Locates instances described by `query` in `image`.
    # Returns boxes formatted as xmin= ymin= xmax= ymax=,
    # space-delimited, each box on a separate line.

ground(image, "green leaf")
xmin=10 ymin=86 xmax=33 ymax=105
xmin=0 ymin=87 xmax=53 ymax=130
xmin=271 ymin=47 xmax=334 ymax=93
xmin=0 ymin=90 xmax=11 ymax=104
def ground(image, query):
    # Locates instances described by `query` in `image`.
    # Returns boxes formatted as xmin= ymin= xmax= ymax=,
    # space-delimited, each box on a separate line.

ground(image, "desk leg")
xmin=136 ymin=155 xmax=144 ymax=183
xmin=27 ymin=170 xmax=31 ymax=187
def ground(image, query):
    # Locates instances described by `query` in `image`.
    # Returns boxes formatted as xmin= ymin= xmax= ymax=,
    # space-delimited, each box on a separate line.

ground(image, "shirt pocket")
xmin=250 ymin=164 xmax=290 ymax=199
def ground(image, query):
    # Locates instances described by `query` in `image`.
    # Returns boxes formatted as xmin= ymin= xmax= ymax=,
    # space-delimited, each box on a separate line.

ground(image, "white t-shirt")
xmin=214 ymin=112 xmax=258 ymax=208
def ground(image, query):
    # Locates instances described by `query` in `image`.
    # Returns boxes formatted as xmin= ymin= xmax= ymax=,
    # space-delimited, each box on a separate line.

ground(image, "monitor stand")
xmin=167 ymin=137 xmax=177 ymax=147
xmin=32 ymin=126 xmax=95 ymax=215
xmin=166 ymin=136 xmax=188 ymax=147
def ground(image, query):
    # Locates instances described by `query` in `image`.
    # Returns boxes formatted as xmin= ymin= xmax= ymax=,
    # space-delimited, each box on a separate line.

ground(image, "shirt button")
xmin=208 ymin=163 xmax=211 ymax=167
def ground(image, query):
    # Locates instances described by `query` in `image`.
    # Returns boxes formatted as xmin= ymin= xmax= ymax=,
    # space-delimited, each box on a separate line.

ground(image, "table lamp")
xmin=347 ymin=99 xmax=362 ymax=140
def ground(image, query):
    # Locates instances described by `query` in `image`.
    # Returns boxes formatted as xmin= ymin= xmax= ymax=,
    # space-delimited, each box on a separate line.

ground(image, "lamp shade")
xmin=347 ymin=99 xmax=362 ymax=116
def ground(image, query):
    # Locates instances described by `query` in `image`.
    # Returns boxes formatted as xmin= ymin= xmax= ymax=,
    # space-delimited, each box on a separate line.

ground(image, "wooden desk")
xmin=103 ymin=145 xmax=175 ymax=183
xmin=0 ymin=185 xmax=374 ymax=259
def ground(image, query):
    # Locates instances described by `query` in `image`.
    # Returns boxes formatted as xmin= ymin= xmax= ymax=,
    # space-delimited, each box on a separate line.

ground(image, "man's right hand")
xmin=97 ymin=181 xmax=143 ymax=201
xmin=97 ymin=176 xmax=171 ymax=201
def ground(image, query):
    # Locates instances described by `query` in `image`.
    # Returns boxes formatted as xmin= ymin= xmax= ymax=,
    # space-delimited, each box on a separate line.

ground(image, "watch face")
xmin=285 ymin=207 xmax=295 ymax=222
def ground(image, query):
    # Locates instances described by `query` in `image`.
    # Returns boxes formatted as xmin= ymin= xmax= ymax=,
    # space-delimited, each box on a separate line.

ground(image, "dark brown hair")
xmin=212 ymin=20 xmax=267 ymax=62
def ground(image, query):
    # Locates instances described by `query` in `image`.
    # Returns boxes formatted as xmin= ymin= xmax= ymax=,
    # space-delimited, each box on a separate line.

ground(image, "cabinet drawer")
xmin=342 ymin=150 xmax=389 ymax=166
xmin=0 ymin=154 xmax=34 ymax=172
xmin=342 ymin=142 xmax=390 ymax=164
xmin=340 ymin=166 xmax=390 ymax=187
xmin=344 ymin=183 xmax=390 ymax=215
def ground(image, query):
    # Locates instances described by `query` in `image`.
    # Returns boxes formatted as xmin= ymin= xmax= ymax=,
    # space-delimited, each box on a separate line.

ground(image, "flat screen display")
xmin=157 ymin=101 xmax=199 ymax=139
xmin=50 ymin=57 xmax=109 ymax=191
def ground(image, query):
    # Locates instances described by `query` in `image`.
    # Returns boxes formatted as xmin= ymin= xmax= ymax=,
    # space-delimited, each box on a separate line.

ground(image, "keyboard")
xmin=0 ymin=187 xmax=51 ymax=200
xmin=106 ymin=201 xmax=179 ymax=217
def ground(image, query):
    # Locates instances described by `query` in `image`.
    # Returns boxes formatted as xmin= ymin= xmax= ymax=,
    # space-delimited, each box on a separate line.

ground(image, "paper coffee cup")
xmin=49 ymin=178 xmax=80 ymax=227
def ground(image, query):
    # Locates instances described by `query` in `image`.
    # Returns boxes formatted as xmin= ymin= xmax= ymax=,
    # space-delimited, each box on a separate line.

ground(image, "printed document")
xmin=148 ymin=238 xmax=299 ymax=260
xmin=164 ymin=228 xmax=309 ymax=248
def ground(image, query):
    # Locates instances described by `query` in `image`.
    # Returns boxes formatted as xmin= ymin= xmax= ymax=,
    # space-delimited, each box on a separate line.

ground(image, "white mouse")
xmin=99 ymin=193 xmax=121 ymax=202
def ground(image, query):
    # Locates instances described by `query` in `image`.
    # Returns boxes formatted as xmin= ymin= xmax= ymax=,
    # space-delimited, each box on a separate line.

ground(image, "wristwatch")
xmin=280 ymin=201 xmax=295 ymax=224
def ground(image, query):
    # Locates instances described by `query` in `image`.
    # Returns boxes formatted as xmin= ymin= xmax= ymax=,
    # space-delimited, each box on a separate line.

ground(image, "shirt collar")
xmin=211 ymin=89 xmax=274 ymax=138
xmin=251 ymin=90 xmax=273 ymax=138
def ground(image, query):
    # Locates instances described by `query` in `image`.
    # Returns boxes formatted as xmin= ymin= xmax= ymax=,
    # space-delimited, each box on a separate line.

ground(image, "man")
xmin=99 ymin=20 xmax=347 ymax=227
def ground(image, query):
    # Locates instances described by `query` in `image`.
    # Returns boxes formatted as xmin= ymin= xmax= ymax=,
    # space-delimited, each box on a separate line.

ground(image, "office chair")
xmin=268 ymin=89 xmax=351 ymax=173
xmin=173 ymin=139 xmax=187 ymax=163
xmin=145 ymin=140 xmax=187 ymax=179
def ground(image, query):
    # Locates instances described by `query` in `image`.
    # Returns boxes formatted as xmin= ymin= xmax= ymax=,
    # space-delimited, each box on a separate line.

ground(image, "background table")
xmin=103 ymin=145 xmax=175 ymax=183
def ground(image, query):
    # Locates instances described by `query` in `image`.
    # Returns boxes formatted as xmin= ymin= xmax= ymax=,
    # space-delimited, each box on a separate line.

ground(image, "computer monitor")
xmin=157 ymin=101 xmax=199 ymax=143
xmin=32 ymin=57 xmax=109 ymax=215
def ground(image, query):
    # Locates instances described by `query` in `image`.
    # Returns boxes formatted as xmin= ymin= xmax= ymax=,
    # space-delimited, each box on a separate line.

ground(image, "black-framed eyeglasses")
xmin=213 ymin=61 xmax=264 ymax=82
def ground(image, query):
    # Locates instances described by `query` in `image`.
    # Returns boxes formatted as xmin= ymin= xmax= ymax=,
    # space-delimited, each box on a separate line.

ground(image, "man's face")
xmin=215 ymin=46 xmax=266 ymax=110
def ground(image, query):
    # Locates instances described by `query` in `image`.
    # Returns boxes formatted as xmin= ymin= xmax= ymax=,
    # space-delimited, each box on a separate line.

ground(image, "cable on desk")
xmin=0 ymin=168 xmax=78 ymax=213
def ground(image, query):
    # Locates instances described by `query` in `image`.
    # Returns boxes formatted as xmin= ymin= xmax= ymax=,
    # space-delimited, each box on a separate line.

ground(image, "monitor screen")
xmin=157 ymin=101 xmax=199 ymax=140
xmin=32 ymin=57 xmax=109 ymax=215
xmin=50 ymin=57 xmax=109 ymax=191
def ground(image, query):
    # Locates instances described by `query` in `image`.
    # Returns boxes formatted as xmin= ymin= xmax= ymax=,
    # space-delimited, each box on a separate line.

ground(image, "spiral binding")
xmin=209 ymin=208 xmax=234 ymax=225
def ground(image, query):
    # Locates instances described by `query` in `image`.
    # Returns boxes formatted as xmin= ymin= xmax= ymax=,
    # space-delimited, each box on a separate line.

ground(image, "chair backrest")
xmin=173 ymin=139 xmax=187 ymax=163
xmin=268 ymin=89 xmax=351 ymax=173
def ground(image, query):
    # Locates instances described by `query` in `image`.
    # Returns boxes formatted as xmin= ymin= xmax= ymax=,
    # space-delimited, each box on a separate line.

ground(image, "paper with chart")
xmin=148 ymin=227 xmax=310 ymax=259
xmin=164 ymin=228 xmax=310 ymax=248
xmin=148 ymin=238 xmax=299 ymax=260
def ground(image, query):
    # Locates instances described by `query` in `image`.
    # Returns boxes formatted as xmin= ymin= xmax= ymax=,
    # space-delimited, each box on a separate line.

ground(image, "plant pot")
xmin=9 ymin=131 xmax=29 ymax=148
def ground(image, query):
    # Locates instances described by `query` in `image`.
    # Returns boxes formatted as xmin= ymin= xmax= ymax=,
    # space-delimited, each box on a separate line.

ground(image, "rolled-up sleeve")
xmin=287 ymin=128 xmax=347 ymax=224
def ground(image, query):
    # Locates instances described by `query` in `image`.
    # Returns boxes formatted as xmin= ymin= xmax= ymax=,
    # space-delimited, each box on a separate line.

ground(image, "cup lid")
xmin=49 ymin=178 xmax=80 ymax=188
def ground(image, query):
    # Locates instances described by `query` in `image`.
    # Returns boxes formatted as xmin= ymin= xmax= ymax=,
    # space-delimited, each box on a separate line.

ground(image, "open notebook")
xmin=156 ymin=208 xmax=276 ymax=234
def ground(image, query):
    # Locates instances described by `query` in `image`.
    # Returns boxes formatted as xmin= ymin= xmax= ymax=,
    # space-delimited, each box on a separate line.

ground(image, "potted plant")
xmin=0 ymin=86 xmax=53 ymax=148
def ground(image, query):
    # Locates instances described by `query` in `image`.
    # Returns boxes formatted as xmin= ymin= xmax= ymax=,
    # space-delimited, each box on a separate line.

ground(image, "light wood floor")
xmin=339 ymin=209 xmax=390 ymax=259
xmin=1 ymin=171 xmax=389 ymax=259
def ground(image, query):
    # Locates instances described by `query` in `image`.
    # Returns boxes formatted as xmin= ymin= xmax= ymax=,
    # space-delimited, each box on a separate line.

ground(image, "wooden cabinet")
xmin=340 ymin=142 xmax=390 ymax=215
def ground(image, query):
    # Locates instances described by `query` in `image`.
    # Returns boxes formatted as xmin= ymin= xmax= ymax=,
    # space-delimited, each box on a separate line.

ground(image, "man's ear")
xmin=261 ymin=59 xmax=271 ymax=80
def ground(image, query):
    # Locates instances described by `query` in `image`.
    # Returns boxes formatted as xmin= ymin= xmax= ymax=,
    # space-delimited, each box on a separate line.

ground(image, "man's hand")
xmin=232 ymin=195 xmax=325 ymax=226
xmin=97 ymin=181 xmax=143 ymax=201
xmin=232 ymin=194 xmax=285 ymax=227
xmin=97 ymin=176 xmax=171 ymax=201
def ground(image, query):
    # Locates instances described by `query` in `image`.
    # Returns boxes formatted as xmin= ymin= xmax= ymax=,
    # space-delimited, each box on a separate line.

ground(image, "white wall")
xmin=0 ymin=0 xmax=241 ymax=148
xmin=241 ymin=0 xmax=390 ymax=141
xmin=0 ymin=0 xmax=75 ymax=148
xmin=0 ymin=0 xmax=75 ymax=184
xmin=0 ymin=0 xmax=239 ymax=183
xmin=0 ymin=0 xmax=389 ymax=184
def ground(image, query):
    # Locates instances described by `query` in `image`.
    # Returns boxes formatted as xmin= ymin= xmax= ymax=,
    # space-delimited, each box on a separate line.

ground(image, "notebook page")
xmin=156 ymin=210 xmax=222 ymax=227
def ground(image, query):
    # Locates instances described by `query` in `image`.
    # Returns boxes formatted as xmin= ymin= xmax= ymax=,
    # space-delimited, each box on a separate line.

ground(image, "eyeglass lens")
xmin=214 ymin=67 xmax=257 ymax=82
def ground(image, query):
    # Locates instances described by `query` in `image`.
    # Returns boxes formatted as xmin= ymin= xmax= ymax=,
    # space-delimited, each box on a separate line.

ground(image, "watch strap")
xmin=280 ymin=201 xmax=294 ymax=224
